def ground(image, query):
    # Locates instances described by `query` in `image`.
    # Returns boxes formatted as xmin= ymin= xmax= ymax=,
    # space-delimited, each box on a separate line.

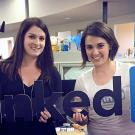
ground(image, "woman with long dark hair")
xmin=0 ymin=17 xmax=61 ymax=135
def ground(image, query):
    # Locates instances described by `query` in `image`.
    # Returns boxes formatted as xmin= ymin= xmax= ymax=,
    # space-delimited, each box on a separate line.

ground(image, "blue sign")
xmin=130 ymin=66 xmax=135 ymax=122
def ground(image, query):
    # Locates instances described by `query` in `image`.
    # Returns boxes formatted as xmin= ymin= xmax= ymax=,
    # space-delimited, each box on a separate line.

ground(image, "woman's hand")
xmin=73 ymin=112 xmax=88 ymax=123
xmin=39 ymin=108 xmax=51 ymax=123
xmin=72 ymin=108 xmax=88 ymax=125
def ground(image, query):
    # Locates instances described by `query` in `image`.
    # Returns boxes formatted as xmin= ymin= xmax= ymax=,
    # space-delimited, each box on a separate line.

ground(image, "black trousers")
xmin=0 ymin=120 xmax=57 ymax=135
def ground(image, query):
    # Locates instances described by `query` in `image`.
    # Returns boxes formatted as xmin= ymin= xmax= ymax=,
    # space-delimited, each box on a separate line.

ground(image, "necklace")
xmin=19 ymin=68 xmax=34 ymax=97
xmin=22 ymin=83 xmax=34 ymax=98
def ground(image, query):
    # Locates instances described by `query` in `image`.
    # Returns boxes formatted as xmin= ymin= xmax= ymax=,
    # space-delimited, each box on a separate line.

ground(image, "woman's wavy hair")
xmin=0 ymin=17 xmax=54 ymax=80
xmin=81 ymin=21 xmax=119 ymax=67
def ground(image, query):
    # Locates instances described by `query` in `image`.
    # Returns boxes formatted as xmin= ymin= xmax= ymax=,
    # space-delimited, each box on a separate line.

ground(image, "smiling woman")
xmin=85 ymin=36 xmax=110 ymax=68
xmin=72 ymin=21 xmax=135 ymax=135
xmin=23 ymin=26 xmax=46 ymax=58
xmin=0 ymin=17 xmax=62 ymax=135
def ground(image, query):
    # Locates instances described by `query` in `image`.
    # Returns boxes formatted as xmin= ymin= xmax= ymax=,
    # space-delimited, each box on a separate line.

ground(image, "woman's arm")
xmin=39 ymin=67 xmax=62 ymax=123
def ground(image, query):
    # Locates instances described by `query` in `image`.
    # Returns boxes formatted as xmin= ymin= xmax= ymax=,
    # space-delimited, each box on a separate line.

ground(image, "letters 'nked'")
xmin=0 ymin=76 xmax=123 ymax=123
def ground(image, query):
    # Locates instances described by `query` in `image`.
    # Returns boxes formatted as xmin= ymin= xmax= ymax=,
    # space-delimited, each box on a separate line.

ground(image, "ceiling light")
xmin=64 ymin=17 xmax=71 ymax=20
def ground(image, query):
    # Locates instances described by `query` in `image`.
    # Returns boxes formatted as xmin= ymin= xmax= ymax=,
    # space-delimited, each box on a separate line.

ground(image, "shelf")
xmin=54 ymin=56 xmax=135 ymax=80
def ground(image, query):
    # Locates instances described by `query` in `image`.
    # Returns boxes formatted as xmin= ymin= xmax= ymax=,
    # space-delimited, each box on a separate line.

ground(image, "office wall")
xmin=115 ymin=22 xmax=134 ymax=57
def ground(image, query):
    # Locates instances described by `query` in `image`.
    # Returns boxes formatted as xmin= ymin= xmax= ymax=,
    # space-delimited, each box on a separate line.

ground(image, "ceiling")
xmin=2 ymin=0 xmax=135 ymax=32
xmin=40 ymin=0 xmax=135 ymax=25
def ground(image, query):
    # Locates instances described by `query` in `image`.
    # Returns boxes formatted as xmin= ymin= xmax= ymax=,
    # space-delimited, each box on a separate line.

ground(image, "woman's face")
xmin=24 ymin=25 xmax=46 ymax=58
xmin=85 ymin=35 xmax=110 ymax=67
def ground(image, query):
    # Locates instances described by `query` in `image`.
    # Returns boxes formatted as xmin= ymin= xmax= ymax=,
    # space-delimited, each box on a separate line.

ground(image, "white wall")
xmin=0 ymin=0 xmax=26 ymax=24
xmin=0 ymin=0 xmax=97 ymax=24
xmin=115 ymin=22 xmax=134 ymax=57
xmin=0 ymin=37 xmax=14 ymax=59
xmin=29 ymin=0 xmax=96 ymax=17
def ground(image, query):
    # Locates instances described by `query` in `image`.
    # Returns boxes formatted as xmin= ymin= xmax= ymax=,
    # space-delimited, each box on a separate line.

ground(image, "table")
xmin=57 ymin=129 xmax=85 ymax=135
